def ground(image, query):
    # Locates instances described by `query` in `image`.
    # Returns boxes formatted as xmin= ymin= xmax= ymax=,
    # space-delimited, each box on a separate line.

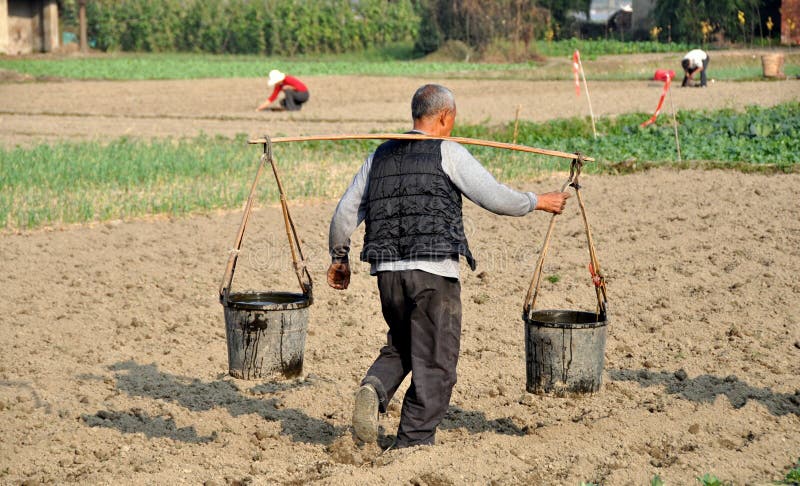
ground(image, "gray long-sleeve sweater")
xmin=329 ymin=134 xmax=538 ymax=279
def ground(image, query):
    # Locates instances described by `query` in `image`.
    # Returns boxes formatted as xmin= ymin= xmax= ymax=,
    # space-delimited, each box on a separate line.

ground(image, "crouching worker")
xmin=256 ymin=69 xmax=309 ymax=111
xmin=681 ymin=49 xmax=709 ymax=87
xmin=327 ymin=84 xmax=570 ymax=449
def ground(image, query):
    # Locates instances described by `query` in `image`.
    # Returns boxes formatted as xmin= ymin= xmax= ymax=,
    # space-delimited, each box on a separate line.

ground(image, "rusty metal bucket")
xmin=222 ymin=291 xmax=311 ymax=380
xmin=524 ymin=309 xmax=607 ymax=395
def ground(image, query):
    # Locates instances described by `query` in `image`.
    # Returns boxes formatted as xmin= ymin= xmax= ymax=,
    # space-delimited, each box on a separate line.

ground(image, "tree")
xmin=538 ymin=0 xmax=590 ymax=26
xmin=654 ymin=0 xmax=764 ymax=44
xmin=413 ymin=0 xmax=579 ymax=55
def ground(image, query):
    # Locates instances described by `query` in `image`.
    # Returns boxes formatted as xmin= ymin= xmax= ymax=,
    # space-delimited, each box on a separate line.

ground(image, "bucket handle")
xmin=219 ymin=135 xmax=313 ymax=304
xmin=522 ymin=154 xmax=607 ymax=320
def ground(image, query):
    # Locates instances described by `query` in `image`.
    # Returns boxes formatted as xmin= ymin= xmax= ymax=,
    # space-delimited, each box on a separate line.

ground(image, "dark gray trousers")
xmin=362 ymin=270 xmax=462 ymax=448
xmin=280 ymin=89 xmax=309 ymax=111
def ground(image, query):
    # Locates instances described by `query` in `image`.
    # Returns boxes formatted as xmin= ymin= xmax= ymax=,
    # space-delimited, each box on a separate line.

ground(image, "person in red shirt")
xmin=256 ymin=70 xmax=310 ymax=111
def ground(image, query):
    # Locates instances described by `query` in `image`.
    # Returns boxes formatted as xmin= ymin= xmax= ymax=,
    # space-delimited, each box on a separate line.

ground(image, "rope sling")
xmin=219 ymin=136 xmax=313 ymax=304
xmin=522 ymin=154 xmax=608 ymax=320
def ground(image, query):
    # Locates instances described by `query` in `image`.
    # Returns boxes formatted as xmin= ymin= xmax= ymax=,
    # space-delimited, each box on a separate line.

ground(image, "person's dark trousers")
xmin=362 ymin=270 xmax=462 ymax=448
xmin=281 ymin=89 xmax=309 ymax=111
xmin=699 ymin=56 xmax=709 ymax=86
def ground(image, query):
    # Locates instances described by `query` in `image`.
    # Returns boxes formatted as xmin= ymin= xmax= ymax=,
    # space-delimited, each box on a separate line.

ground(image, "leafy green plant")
xmin=547 ymin=275 xmax=561 ymax=284
xmin=651 ymin=475 xmax=665 ymax=486
xmin=696 ymin=473 xmax=731 ymax=486
xmin=779 ymin=457 xmax=800 ymax=485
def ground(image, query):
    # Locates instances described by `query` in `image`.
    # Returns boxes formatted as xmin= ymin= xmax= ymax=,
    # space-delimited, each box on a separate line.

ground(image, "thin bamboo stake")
xmin=666 ymin=77 xmax=682 ymax=162
xmin=577 ymin=57 xmax=598 ymax=139
xmin=512 ymin=104 xmax=522 ymax=144
xmin=248 ymin=133 xmax=594 ymax=162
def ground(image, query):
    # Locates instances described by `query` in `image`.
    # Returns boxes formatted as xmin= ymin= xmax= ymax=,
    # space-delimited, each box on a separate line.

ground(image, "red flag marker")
xmin=641 ymin=74 xmax=672 ymax=128
xmin=572 ymin=50 xmax=581 ymax=97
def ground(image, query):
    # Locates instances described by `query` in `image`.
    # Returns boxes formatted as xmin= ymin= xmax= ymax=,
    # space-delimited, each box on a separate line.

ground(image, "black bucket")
xmin=222 ymin=291 xmax=311 ymax=380
xmin=524 ymin=309 xmax=607 ymax=396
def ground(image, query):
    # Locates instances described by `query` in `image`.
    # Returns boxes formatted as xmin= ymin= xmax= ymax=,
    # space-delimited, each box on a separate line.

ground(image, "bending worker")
xmin=327 ymin=84 xmax=570 ymax=449
xmin=256 ymin=69 xmax=309 ymax=111
xmin=681 ymin=49 xmax=709 ymax=87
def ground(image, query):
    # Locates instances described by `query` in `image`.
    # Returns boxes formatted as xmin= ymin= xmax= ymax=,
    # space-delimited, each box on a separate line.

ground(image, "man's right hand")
xmin=327 ymin=262 xmax=351 ymax=290
xmin=535 ymin=191 xmax=570 ymax=214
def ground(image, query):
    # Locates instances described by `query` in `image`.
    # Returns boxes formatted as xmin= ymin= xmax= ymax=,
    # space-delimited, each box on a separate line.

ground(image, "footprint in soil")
xmin=410 ymin=471 xmax=456 ymax=486
xmin=325 ymin=435 xmax=381 ymax=466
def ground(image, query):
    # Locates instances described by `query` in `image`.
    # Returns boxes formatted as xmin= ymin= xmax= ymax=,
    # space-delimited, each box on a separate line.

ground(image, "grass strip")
xmin=528 ymin=39 xmax=694 ymax=58
xmin=1 ymin=103 xmax=797 ymax=230
xmin=0 ymin=52 xmax=536 ymax=81
xmin=2 ymin=44 xmax=796 ymax=81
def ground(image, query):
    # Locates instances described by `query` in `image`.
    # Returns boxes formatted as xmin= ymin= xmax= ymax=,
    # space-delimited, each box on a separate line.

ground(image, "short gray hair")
xmin=411 ymin=84 xmax=455 ymax=120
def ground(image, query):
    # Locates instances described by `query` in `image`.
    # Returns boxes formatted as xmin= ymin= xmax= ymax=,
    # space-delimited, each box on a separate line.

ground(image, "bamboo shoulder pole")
xmin=248 ymin=133 xmax=594 ymax=162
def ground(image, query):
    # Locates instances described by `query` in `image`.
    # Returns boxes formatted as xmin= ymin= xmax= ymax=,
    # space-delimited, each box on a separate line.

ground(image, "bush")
xmin=414 ymin=5 xmax=443 ymax=55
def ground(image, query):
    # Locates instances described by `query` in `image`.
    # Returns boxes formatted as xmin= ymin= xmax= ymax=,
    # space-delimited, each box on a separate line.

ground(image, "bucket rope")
xmin=219 ymin=135 xmax=313 ymax=302
xmin=523 ymin=154 xmax=607 ymax=320
xmin=265 ymin=136 xmax=313 ymax=296
xmin=219 ymin=147 xmax=266 ymax=302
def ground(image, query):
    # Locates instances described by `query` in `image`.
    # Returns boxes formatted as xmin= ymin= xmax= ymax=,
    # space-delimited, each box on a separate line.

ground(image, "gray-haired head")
xmin=411 ymin=84 xmax=456 ymax=120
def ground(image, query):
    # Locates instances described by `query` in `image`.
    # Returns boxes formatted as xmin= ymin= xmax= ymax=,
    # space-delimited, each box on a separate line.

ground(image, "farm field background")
xmin=2 ymin=103 xmax=799 ymax=230
xmin=2 ymin=46 xmax=799 ymax=81
xmin=1 ymin=49 xmax=799 ymax=485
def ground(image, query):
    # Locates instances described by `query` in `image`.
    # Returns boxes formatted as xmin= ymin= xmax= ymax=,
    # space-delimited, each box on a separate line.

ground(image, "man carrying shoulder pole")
xmin=327 ymin=84 xmax=569 ymax=449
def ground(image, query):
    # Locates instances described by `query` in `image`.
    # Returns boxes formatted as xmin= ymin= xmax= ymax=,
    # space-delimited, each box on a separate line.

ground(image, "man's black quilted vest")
xmin=360 ymin=138 xmax=476 ymax=270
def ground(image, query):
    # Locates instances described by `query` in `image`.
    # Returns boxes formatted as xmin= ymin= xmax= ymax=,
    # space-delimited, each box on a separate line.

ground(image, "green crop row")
xmin=0 ymin=134 xmax=366 ymax=229
xmin=2 ymin=103 xmax=797 ymax=230
xmin=0 ymin=51 xmax=535 ymax=80
xmin=530 ymin=39 xmax=695 ymax=58
xmin=458 ymin=102 xmax=800 ymax=176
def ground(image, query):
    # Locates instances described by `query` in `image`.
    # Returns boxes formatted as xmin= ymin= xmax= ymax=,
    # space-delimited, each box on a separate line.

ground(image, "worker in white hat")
xmin=681 ymin=49 xmax=709 ymax=87
xmin=256 ymin=69 xmax=310 ymax=111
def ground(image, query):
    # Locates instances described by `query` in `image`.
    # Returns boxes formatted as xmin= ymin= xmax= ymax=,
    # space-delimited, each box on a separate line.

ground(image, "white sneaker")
xmin=352 ymin=383 xmax=379 ymax=443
